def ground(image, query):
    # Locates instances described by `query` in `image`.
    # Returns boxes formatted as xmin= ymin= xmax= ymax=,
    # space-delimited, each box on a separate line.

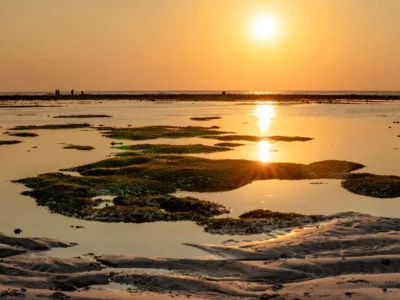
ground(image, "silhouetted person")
xmin=81 ymin=91 xmax=84 ymax=95
xmin=71 ymin=89 xmax=74 ymax=96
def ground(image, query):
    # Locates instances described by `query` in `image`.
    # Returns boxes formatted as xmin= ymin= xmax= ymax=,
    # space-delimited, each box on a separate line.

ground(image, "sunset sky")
xmin=1 ymin=0 xmax=399 ymax=92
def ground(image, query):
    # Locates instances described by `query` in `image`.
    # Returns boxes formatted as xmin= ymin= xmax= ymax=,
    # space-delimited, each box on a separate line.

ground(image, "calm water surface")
xmin=0 ymin=100 xmax=399 ymax=258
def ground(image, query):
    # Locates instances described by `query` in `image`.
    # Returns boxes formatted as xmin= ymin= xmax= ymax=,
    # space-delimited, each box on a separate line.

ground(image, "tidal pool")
xmin=0 ymin=100 xmax=399 ymax=259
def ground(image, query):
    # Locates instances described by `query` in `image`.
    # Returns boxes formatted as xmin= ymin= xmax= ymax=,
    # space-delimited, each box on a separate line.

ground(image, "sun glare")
xmin=253 ymin=104 xmax=275 ymax=134
xmin=258 ymin=141 xmax=272 ymax=162
xmin=252 ymin=15 xmax=278 ymax=41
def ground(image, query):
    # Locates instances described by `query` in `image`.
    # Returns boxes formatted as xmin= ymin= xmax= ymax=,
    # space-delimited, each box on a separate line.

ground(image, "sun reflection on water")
xmin=258 ymin=140 xmax=272 ymax=162
xmin=253 ymin=104 xmax=275 ymax=162
xmin=253 ymin=104 xmax=275 ymax=134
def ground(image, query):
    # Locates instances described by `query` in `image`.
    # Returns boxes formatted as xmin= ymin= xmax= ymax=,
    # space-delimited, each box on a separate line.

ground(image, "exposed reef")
xmin=98 ymin=125 xmax=231 ymax=140
xmin=203 ymin=135 xmax=314 ymax=142
xmin=200 ymin=209 xmax=327 ymax=235
xmin=342 ymin=173 xmax=400 ymax=198
xmin=63 ymin=144 xmax=95 ymax=151
xmin=13 ymin=154 xmax=367 ymax=225
xmin=214 ymin=142 xmax=245 ymax=147
xmin=13 ymin=171 xmax=228 ymax=223
xmin=116 ymin=143 xmax=232 ymax=154
xmin=6 ymin=132 xmax=39 ymax=137
xmin=9 ymin=124 xmax=91 ymax=130
xmin=53 ymin=114 xmax=112 ymax=118
xmin=0 ymin=140 xmax=21 ymax=145
xmin=190 ymin=117 xmax=221 ymax=121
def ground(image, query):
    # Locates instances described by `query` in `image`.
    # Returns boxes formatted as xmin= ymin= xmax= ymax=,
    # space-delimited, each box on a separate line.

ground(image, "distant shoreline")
xmin=1 ymin=93 xmax=400 ymax=101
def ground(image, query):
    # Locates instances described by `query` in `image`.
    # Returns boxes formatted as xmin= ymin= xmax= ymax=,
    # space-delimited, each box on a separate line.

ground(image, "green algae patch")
xmin=201 ymin=209 xmax=327 ymax=235
xmin=66 ymin=156 xmax=364 ymax=192
xmin=7 ymin=132 xmax=39 ymax=137
xmin=13 ymin=173 xmax=227 ymax=223
xmin=10 ymin=123 xmax=91 ymax=130
xmin=14 ymin=153 xmax=367 ymax=225
xmin=214 ymin=142 xmax=244 ymax=147
xmin=99 ymin=125 xmax=231 ymax=141
xmin=63 ymin=144 xmax=95 ymax=151
xmin=54 ymin=114 xmax=112 ymax=118
xmin=239 ymin=209 xmax=323 ymax=221
xmin=342 ymin=173 xmax=400 ymax=198
xmin=0 ymin=140 xmax=21 ymax=145
xmin=202 ymin=135 xmax=313 ymax=142
xmin=113 ymin=195 xmax=229 ymax=217
xmin=190 ymin=117 xmax=221 ymax=121
xmin=116 ymin=143 xmax=232 ymax=154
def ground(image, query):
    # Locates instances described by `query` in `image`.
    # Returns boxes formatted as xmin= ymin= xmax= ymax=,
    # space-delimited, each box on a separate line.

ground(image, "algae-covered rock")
xmin=14 ymin=153 xmax=367 ymax=225
xmin=214 ymin=142 xmax=245 ymax=147
xmin=190 ymin=117 xmax=221 ymax=121
xmin=14 ymin=172 xmax=227 ymax=223
xmin=202 ymin=135 xmax=313 ymax=142
xmin=10 ymin=123 xmax=91 ymax=130
xmin=54 ymin=114 xmax=112 ymax=118
xmin=99 ymin=125 xmax=231 ymax=140
xmin=201 ymin=209 xmax=327 ymax=235
xmin=116 ymin=143 xmax=231 ymax=154
xmin=7 ymin=132 xmax=39 ymax=137
xmin=63 ymin=144 xmax=95 ymax=151
xmin=0 ymin=140 xmax=21 ymax=145
xmin=342 ymin=173 xmax=400 ymax=198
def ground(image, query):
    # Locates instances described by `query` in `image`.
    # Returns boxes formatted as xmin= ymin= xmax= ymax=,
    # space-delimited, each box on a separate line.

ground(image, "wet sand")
xmin=1 ymin=100 xmax=399 ymax=298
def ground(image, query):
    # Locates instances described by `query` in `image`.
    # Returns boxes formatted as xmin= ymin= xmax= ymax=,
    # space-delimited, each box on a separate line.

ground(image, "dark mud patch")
xmin=63 ymin=144 xmax=95 ymax=151
xmin=0 ymin=105 xmax=63 ymax=108
xmin=116 ymin=143 xmax=232 ymax=154
xmin=342 ymin=173 xmax=400 ymax=198
xmin=99 ymin=125 xmax=231 ymax=140
xmin=214 ymin=142 xmax=245 ymax=147
xmin=54 ymin=114 xmax=112 ymax=118
xmin=203 ymin=135 xmax=313 ymax=142
xmin=10 ymin=123 xmax=91 ymax=130
xmin=200 ymin=209 xmax=326 ymax=235
xmin=0 ymin=140 xmax=22 ymax=145
xmin=6 ymin=132 xmax=39 ymax=137
xmin=190 ymin=117 xmax=221 ymax=121
xmin=13 ymin=154 xmax=366 ymax=224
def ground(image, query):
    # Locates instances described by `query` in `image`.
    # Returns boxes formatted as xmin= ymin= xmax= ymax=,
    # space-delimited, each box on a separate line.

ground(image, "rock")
xmin=13 ymin=228 xmax=22 ymax=235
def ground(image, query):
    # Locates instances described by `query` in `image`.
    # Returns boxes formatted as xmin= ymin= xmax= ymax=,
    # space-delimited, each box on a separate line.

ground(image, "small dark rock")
xmin=13 ymin=228 xmax=22 ymax=235
xmin=271 ymin=284 xmax=284 ymax=292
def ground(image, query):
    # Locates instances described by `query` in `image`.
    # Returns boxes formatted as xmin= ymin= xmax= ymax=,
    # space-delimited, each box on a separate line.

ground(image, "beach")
xmin=0 ymin=98 xmax=399 ymax=299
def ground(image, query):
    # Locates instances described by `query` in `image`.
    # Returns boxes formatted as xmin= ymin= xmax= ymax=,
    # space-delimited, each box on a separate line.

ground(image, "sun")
xmin=252 ymin=15 xmax=278 ymax=40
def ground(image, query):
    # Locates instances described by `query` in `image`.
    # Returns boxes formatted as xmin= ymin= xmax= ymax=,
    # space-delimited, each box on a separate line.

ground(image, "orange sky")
xmin=0 ymin=0 xmax=399 ymax=92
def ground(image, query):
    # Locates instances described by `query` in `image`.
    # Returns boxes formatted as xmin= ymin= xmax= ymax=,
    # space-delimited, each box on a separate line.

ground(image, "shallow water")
xmin=0 ymin=100 xmax=399 ymax=259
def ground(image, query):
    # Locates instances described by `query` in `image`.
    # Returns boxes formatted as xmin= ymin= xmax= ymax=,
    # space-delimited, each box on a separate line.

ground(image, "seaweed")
xmin=7 ymin=132 xmax=39 ymax=137
xmin=54 ymin=114 xmax=112 ymax=118
xmin=342 ymin=173 xmax=400 ymax=198
xmin=9 ymin=124 xmax=91 ymax=130
xmin=202 ymin=135 xmax=313 ymax=142
xmin=201 ymin=209 xmax=327 ymax=235
xmin=99 ymin=125 xmax=231 ymax=140
xmin=190 ymin=117 xmax=221 ymax=121
xmin=14 ymin=153 xmax=369 ymax=225
xmin=116 ymin=143 xmax=232 ymax=154
xmin=63 ymin=144 xmax=95 ymax=151
xmin=0 ymin=140 xmax=22 ymax=145
xmin=214 ymin=142 xmax=244 ymax=147
xmin=14 ymin=173 xmax=227 ymax=223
